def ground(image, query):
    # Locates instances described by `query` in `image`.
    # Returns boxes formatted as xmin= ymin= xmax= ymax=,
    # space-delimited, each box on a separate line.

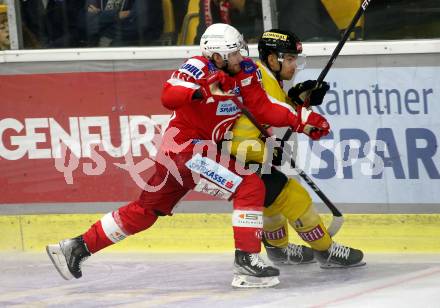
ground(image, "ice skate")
xmin=314 ymin=242 xmax=366 ymax=268
xmin=46 ymin=236 xmax=91 ymax=280
xmin=232 ymin=250 xmax=280 ymax=288
xmin=263 ymin=236 xmax=315 ymax=265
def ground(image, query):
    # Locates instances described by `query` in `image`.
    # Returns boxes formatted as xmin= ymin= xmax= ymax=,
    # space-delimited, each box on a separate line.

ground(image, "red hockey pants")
xmin=82 ymin=146 xmax=265 ymax=254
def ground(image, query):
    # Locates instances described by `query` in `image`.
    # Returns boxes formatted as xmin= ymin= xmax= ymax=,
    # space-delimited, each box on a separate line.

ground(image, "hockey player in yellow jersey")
xmin=229 ymin=29 xmax=365 ymax=268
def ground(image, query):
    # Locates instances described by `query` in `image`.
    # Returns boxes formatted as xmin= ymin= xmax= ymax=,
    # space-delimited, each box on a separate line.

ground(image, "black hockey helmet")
xmin=258 ymin=29 xmax=303 ymax=62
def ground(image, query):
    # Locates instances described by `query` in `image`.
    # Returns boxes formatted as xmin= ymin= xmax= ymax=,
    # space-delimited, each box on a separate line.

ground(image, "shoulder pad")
xmin=179 ymin=56 xmax=209 ymax=80
xmin=240 ymin=58 xmax=257 ymax=74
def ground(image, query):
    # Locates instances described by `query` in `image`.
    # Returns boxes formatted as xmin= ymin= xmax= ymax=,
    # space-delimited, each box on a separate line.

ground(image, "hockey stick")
xmin=233 ymin=100 xmax=343 ymax=236
xmin=263 ymin=0 xmax=373 ymax=235
xmin=282 ymin=0 xmax=373 ymax=140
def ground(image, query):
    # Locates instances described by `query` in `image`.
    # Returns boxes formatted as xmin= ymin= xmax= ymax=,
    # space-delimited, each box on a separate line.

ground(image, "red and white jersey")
xmin=161 ymin=56 xmax=240 ymax=148
xmin=161 ymin=56 xmax=298 ymax=151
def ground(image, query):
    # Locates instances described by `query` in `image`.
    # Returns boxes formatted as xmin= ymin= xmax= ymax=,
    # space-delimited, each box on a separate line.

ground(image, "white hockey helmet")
xmin=200 ymin=23 xmax=248 ymax=61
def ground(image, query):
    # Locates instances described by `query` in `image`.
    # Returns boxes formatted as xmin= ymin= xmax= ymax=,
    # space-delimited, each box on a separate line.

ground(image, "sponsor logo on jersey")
xmin=185 ymin=153 xmax=243 ymax=192
xmin=179 ymin=58 xmax=206 ymax=79
xmin=298 ymin=225 xmax=325 ymax=242
xmin=216 ymin=100 xmax=239 ymax=115
xmin=180 ymin=63 xmax=203 ymax=79
xmin=232 ymin=210 xmax=263 ymax=228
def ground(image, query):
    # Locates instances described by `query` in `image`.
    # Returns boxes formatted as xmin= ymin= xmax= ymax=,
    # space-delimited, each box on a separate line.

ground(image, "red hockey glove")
xmin=194 ymin=70 xmax=236 ymax=103
xmin=290 ymin=106 xmax=330 ymax=140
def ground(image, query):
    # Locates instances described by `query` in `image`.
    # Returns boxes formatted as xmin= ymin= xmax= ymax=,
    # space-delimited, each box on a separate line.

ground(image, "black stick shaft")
xmin=317 ymin=2 xmax=371 ymax=82
xmin=236 ymin=102 xmax=342 ymax=217
xmin=281 ymin=0 xmax=372 ymax=141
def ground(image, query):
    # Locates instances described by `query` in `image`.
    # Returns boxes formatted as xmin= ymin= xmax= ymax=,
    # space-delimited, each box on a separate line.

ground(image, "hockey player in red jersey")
xmin=46 ymin=23 xmax=330 ymax=288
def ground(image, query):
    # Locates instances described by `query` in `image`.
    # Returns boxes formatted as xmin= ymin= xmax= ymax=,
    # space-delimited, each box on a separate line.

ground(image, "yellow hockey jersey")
xmin=229 ymin=61 xmax=292 ymax=163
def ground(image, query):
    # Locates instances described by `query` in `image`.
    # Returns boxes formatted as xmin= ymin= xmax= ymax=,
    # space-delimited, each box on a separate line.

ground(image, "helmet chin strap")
xmin=274 ymin=55 xmax=284 ymax=82
xmin=275 ymin=52 xmax=288 ymax=82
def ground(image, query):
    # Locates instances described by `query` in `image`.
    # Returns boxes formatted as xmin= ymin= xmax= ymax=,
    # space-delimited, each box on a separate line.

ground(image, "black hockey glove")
xmin=288 ymin=80 xmax=330 ymax=106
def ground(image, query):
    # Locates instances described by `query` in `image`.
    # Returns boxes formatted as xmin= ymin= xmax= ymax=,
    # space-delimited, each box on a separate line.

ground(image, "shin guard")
xmin=262 ymin=214 xmax=289 ymax=248
xmin=232 ymin=209 xmax=263 ymax=253
xmin=290 ymin=206 xmax=332 ymax=251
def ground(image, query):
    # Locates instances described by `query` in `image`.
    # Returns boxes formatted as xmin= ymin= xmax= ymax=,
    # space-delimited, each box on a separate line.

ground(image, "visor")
xmin=278 ymin=53 xmax=307 ymax=70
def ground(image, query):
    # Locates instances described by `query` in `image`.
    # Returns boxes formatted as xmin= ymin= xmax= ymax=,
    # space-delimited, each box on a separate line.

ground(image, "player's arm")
xmin=236 ymin=60 xmax=329 ymax=140
xmin=162 ymin=58 xmax=235 ymax=110
xmin=161 ymin=70 xmax=200 ymax=110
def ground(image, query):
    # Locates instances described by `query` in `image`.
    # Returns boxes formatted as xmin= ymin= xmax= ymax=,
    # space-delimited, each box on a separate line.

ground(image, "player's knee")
xmin=263 ymin=213 xmax=285 ymax=225
xmin=291 ymin=206 xmax=321 ymax=230
xmin=248 ymin=173 xmax=266 ymax=202
xmin=138 ymin=190 xmax=174 ymax=216
xmin=117 ymin=200 xmax=160 ymax=235
xmin=235 ymin=173 xmax=266 ymax=208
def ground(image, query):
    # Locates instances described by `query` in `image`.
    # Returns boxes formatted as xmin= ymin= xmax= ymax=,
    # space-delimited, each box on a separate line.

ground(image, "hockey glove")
xmin=288 ymin=80 xmax=330 ymax=106
xmin=290 ymin=106 xmax=330 ymax=140
xmin=194 ymin=70 xmax=236 ymax=103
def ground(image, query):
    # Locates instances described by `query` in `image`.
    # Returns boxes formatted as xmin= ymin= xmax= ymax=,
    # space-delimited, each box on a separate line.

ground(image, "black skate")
xmin=314 ymin=242 xmax=366 ymax=268
xmin=232 ymin=250 xmax=280 ymax=288
xmin=263 ymin=236 xmax=315 ymax=265
xmin=46 ymin=236 xmax=91 ymax=280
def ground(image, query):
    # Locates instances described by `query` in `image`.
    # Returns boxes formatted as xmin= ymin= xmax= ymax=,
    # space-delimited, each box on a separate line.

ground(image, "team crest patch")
xmin=240 ymin=60 xmax=257 ymax=74
xmin=207 ymin=61 xmax=217 ymax=73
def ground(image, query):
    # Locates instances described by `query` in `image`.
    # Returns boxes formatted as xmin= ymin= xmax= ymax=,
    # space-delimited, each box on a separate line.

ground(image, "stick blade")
xmin=327 ymin=215 xmax=344 ymax=237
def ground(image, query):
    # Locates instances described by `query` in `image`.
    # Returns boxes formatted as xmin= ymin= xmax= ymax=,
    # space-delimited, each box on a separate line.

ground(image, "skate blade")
xmin=274 ymin=259 xmax=317 ymax=266
xmin=231 ymin=274 xmax=280 ymax=288
xmin=320 ymin=260 xmax=367 ymax=269
xmin=46 ymin=244 xmax=74 ymax=280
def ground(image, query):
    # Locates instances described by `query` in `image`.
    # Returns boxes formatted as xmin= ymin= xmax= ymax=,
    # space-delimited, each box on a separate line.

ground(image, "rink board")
xmin=0 ymin=53 xmax=439 ymax=207
xmin=1 ymin=48 xmax=439 ymax=258
xmin=1 ymin=213 xmax=440 ymax=252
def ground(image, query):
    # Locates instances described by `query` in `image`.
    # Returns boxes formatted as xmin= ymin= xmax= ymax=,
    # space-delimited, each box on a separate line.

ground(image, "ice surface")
xmin=1 ymin=253 xmax=439 ymax=307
